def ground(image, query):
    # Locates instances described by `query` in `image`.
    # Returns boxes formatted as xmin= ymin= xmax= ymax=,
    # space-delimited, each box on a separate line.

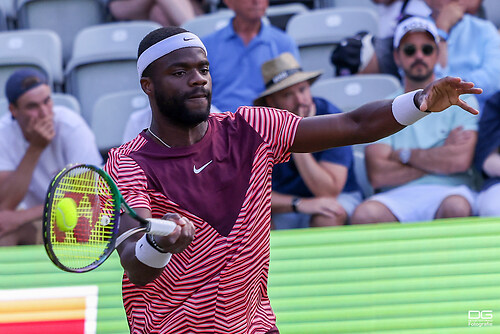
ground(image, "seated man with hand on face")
xmin=0 ymin=68 xmax=102 ymax=246
xmin=254 ymin=53 xmax=362 ymax=229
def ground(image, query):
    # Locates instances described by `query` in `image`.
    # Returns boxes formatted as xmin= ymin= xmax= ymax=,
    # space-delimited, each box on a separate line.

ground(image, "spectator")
xmin=254 ymin=52 xmax=362 ymax=228
xmin=364 ymin=0 xmax=500 ymax=109
xmin=426 ymin=0 xmax=500 ymax=108
xmin=107 ymin=26 xmax=480 ymax=333
xmin=351 ymin=16 xmax=479 ymax=225
xmin=108 ymin=0 xmax=205 ymax=27
xmin=474 ymin=91 xmax=500 ymax=217
xmin=362 ymin=0 xmax=431 ymax=78
xmin=202 ymin=0 xmax=300 ymax=112
xmin=0 ymin=68 xmax=102 ymax=246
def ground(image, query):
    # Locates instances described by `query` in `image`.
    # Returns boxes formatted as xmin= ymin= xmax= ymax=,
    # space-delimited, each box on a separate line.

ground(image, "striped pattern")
xmin=1 ymin=217 xmax=500 ymax=332
xmin=269 ymin=217 xmax=500 ymax=333
xmin=104 ymin=108 xmax=301 ymax=333
xmin=0 ymin=285 xmax=98 ymax=333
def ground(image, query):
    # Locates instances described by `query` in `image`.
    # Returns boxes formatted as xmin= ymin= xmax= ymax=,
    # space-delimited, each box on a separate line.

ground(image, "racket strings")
xmin=48 ymin=167 xmax=119 ymax=270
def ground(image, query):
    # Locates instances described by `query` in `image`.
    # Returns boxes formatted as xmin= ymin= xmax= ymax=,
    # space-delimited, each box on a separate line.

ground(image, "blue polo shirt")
xmin=272 ymin=97 xmax=360 ymax=197
xmin=203 ymin=19 xmax=300 ymax=113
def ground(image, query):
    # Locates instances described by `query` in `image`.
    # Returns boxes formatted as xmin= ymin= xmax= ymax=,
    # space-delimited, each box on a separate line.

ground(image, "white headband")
xmin=137 ymin=32 xmax=207 ymax=78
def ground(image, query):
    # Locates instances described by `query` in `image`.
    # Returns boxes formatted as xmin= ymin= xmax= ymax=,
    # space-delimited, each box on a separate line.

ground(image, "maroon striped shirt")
xmin=105 ymin=107 xmax=300 ymax=333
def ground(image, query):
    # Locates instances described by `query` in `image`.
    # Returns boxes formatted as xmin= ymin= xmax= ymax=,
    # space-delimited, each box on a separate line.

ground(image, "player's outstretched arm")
xmin=117 ymin=208 xmax=195 ymax=286
xmin=291 ymin=77 xmax=482 ymax=153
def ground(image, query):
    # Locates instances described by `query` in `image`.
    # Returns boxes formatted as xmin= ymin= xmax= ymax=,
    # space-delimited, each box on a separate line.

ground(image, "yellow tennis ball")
xmin=55 ymin=198 xmax=78 ymax=232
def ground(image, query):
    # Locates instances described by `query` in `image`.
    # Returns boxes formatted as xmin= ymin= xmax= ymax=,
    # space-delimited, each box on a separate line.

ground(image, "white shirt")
xmin=0 ymin=105 xmax=103 ymax=208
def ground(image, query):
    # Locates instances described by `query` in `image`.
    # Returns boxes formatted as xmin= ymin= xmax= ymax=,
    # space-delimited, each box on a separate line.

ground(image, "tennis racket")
xmin=42 ymin=164 xmax=176 ymax=273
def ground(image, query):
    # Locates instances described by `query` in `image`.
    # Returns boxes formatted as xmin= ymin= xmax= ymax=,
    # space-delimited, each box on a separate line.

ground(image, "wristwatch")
xmin=399 ymin=148 xmax=412 ymax=165
xmin=437 ymin=28 xmax=448 ymax=42
xmin=291 ymin=197 xmax=301 ymax=213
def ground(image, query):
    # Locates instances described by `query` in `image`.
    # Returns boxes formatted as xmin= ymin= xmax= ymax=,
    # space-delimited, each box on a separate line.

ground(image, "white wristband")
xmin=135 ymin=234 xmax=172 ymax=268
xmin=392 ymin=89 xmax=429 ymax=125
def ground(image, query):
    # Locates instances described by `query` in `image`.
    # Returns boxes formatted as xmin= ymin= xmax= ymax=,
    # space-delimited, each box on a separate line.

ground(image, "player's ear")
xmin=140 ymin=77 xmax=153 ymax=96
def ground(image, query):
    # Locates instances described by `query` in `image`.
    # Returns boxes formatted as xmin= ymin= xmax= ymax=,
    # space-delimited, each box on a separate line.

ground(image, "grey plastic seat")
xmin=65 ymin=21 xmax=161 ymax=124
xmin=16 ymin=0 xmax=107 ymax=64
xmin=182 ymin=9 xmax=234 ymax=37
xmin=286 ymin=7 xmax=379 ymax=80
xmin=0 ymin=0 xmax=16 ymax=28
xmin=90 ymin=89 xmax=149 ymax=153
xmin=483 ymin=0 xmax=500 ymax=28
xmin=310 ymin=74 xmax=401 ymax=113
xmin=0 ymin=29 xmax=63 ymax=97
xmin=266 ymin=3 xmax=309 ymax=30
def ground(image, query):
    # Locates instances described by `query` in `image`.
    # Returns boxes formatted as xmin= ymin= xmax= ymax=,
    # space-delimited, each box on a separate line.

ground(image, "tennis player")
xmin=104 ymin=26 xmax=481 ymax=333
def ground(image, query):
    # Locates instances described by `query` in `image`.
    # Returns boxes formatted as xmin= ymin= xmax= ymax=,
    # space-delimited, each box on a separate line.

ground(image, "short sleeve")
xmin=104 ymin=149 xmax=150 ymax=211
xmin=236 ymin=106 xmax=301 ymax=164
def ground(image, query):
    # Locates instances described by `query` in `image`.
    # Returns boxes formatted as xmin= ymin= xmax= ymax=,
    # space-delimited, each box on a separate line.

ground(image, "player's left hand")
xmin=416 ymin=76 xmax=482 ymax=115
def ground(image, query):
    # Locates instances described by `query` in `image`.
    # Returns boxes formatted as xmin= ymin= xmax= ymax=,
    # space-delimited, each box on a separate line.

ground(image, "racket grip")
xmin=146 ymin=218 xmax=176 ymax=236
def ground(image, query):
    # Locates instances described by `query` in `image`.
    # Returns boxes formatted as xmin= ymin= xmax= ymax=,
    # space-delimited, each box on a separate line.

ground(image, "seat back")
xmin=483 ymin=0 xmax=500 ymax=28
xmin=65 ymin=21 xmax=161 ymax=124
xmin=266 ymin=2 xmax=309 ymax=30
xmin=286 ymin=7 xmax=378 ymax=80
xmin=16 ymin=0 xmax=106 ymax=63
xmin=310 ymin=74 xmax=401 ymax=112
xmin=182 ymin=9 xmax=234 ymax=37
xmin=0 ymin=29 xmax=63 ymax=96
xmin=91 ymin=89 xmax=149 ymax=153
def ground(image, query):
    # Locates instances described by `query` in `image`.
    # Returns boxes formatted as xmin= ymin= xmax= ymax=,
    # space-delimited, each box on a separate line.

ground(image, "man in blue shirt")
xmin=254 ymin=52 xmax=362 ymax=229
xmin=203 ymin=0 xmax=300 ymax=113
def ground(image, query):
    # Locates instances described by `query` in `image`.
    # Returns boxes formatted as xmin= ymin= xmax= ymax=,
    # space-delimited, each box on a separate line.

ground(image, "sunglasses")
xmin=402 ymin=44 xmax=435 ymax=57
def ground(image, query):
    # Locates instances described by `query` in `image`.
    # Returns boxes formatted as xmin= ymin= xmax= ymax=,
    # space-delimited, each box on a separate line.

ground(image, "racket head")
xmin=43 ymin=164 xmax=121 ymax=273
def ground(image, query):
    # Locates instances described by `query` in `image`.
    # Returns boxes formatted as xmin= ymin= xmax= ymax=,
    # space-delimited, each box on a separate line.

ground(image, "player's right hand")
xmin=155 ymin=212 xmax=195 ymax=254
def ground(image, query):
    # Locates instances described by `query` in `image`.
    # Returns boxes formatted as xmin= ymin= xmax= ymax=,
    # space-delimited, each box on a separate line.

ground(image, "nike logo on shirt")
xmin=193 ymin=160 xmax=213 ymax=174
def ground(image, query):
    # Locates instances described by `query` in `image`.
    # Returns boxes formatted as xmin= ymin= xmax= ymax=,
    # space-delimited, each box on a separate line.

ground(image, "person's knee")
xmin=350 ymin=200 xmax=396 ymax=224
xmin=436 ymin=195 xmax=472 ymax=219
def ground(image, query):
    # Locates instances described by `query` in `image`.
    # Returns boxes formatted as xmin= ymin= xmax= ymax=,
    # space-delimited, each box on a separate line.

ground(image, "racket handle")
xmin=146 ymin=218 xmax=176 ymax=236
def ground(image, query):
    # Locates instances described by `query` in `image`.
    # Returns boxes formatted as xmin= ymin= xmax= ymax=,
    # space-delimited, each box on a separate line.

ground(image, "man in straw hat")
xmin=105 ymin=26 xmax=481 ymax=333
xmin=254 ymin=52 xmax=362 ymax=228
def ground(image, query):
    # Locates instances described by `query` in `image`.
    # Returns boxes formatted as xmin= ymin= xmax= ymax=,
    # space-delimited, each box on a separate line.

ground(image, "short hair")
xmin=138 ymin=26 xmax=189 ymax=77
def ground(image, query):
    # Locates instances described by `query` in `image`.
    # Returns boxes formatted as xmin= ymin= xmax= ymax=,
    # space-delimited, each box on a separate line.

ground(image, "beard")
xmin=154 ymin=87 xmax=211 ymax=127
xmin=403 ymin=60 xmax=434 ymax=83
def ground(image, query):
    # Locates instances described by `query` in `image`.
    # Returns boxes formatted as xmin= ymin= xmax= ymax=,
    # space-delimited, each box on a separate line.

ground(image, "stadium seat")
xmin=310 ymin=74 xmax=401 ymax=113
xmin=286 ymin=7 xmax=379 ymax=80
xmin=90 ymin=89 xmax=149 ymax=154
xmin=0 ymin=0 xmax=15 ymax=29
xmin=266 ymin=2 xmax=309 ymax=31
xmin=0 ymin=29 xmax=63 ymax=97
xmin=65 ymin=21 xmax=161 ymax=124
xmin=182 ymin=9 xmax=234 ymax=38
xmin=330 ymin=0 xmax=377 ymax=10
xmin=352 ymin=144 xmax=373 ymax=199
xmin=482 ymin=0 xmax=500 ymax=28
xmin=0 ymin=93 xmax=81 ymax=118
xmin=16 ymin=0 xmax=107 ymax=64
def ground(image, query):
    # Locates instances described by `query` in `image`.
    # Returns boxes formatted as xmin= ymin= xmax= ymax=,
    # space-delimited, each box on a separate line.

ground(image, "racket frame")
xmin=43 ymin=164 xmax=123 ymax=273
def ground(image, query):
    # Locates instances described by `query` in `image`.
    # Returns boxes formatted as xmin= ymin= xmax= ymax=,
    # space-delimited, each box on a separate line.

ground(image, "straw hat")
xmin=253 ymin=52 xmax=322 ymax=106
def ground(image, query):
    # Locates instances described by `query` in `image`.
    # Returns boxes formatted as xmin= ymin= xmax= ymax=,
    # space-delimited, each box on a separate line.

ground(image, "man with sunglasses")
xmin=351 ymin=16 xmax=480 ymax=225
